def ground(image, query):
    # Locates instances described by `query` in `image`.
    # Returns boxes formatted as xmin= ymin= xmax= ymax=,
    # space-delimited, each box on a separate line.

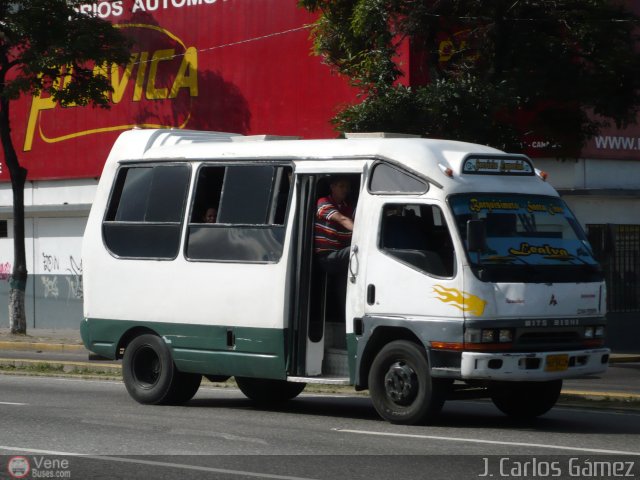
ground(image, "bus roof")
xmin=105 ymin=128 xmax=557 ymax=197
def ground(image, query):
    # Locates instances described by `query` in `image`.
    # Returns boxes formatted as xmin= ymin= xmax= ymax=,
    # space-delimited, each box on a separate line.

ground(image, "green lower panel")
xmin=81 ymin=318 xmax=288 ymax=380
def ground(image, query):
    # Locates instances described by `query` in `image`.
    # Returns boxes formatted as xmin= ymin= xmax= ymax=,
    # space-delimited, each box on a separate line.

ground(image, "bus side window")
xmin=190 ymin=166 xmax=225 ymax=223
xmin=103 ymin=164 xmax=191 ymax=259
xmin=186 ymin=164 xmax=292 ymax=262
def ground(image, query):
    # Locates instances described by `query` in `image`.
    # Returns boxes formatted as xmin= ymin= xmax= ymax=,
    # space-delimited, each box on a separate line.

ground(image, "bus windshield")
xmin=449 ymin=194 xmax=601 ymax=282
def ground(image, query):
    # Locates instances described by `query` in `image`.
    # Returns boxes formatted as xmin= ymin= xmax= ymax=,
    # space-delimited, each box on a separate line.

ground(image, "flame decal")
xmin=433 ymin=285 xmax=487 ymax=316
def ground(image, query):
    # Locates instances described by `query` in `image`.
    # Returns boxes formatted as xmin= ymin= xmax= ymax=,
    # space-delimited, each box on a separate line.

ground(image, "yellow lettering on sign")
xmin=509 ymin=242 xmax=570 ymax=258
xmin=24 ymin=83 xmax=58 ymax=152
xmin=112 ymin=54 xmax=139 ymax=104
xmin=133 ymin=51 xmax=149 ymax=102
xmin=170 ymin=46 xmax=198 ymax=98
xmin=22 ymin=23 xmax=199 ymax=150
xmin=438 ymin=40 xmax=453 ymax=62
xmin=92 ymin=62 xmax=111 ymax=102
xmin=146 ymin=49 xmax=174 ymax=100
xmin=438 ymin=38 xmax=468 ymax=63
xmin=469 ymin=198 xmax=520 ymax=213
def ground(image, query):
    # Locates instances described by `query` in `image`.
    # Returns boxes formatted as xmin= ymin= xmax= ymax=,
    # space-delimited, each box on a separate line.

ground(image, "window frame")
xmin=367 ymin=161 xmax=429 ymax=195
xmin=377 ymin=202 xmax=456 ymax=279
xmin=102 ymin=162 xmax=192 ymax=261
xmin=185 ymin=161 xmax=294 ymax=264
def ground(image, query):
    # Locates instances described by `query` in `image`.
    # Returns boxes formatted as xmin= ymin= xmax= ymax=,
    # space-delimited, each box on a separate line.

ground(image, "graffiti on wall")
xmin=41 ymin=276 xmax=60 ymax=298
xmin=39 ymin=252 xmax=83 ymax=300
xmin=66 ymin=256 xmax=83 ymax=300
xmin=0 ymin=262 xmax=11 ymax=281
xmin=42 ymin=253 xmax=60 ymax=272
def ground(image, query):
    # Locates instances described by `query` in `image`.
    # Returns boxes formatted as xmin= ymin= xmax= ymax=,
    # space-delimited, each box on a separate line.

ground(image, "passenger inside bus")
xmin=311 ymin=175 xmax=359 ymax=345
xmin=314 ymin=176 xmax=355 ymax=275
xmin=202 ymin=207 xmax=217 ymax=223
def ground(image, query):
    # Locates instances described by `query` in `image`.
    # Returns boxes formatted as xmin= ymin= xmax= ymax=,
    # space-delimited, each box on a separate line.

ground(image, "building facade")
xmin=0 ymin=1 xmax=638 ymax=338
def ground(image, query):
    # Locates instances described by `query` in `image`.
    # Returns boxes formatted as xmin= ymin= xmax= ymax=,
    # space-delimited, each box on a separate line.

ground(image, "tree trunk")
xmin=0 ymin=95 xmax=29 ymax=334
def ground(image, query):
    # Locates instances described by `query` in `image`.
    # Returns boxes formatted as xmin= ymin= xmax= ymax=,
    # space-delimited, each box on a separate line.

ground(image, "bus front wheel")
xmin=490 ymin=380 xmax=562 ymax=419
xmin=122 ymin=334 xmax=201 ymax=405
xmin=368 ymin=340 xmax=445 ymax=425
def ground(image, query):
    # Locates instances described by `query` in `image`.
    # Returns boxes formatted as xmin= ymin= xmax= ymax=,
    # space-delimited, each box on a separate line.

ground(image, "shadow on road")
xmin=187 ymin=394 xmax=381 ymax=422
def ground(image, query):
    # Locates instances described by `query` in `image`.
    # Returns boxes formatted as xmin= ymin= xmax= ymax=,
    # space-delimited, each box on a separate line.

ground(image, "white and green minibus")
xmin=81 ymin=128 xmax=610 ymax=424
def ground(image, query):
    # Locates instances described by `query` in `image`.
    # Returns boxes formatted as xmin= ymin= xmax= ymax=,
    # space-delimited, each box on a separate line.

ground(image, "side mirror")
xmin=467 ymin=219 xmax=487 ymax=253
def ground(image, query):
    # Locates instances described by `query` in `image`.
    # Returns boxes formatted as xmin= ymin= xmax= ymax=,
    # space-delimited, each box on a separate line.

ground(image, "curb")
xmin=0 ymin=341 xmax=85 ymax=353
xmin=609 ymin=355 xmax=640 ymax=364
xmin=0 ymin=357 xmax=120 ymax=373
xmin=561 ymin=389 xmax=640 ymax=402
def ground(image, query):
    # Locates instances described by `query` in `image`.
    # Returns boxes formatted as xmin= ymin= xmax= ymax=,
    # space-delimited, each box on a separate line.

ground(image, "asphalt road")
xmin=0 ymin=375 xmax=639 ymax=479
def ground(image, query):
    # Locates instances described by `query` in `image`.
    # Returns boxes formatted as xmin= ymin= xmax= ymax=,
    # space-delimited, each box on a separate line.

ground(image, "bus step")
xmin=287 ymin=376 xmax=351 ymax=385
xmin=323 ymin=348 xmax=349 ymax=377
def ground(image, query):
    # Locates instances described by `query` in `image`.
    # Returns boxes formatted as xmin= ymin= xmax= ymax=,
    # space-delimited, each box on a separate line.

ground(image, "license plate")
xmin=545 ymin=354 xmax=569 ymax=372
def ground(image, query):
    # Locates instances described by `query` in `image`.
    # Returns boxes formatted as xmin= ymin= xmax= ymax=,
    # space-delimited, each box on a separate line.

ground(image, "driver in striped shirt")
xmin=314 ymin=176 xmax=355 ymax=275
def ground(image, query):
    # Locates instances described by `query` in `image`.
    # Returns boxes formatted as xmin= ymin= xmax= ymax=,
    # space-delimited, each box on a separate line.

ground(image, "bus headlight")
xmin=481 ymin=329 xmax=496 ymax=343
xmin=584 ymin=326 xmax=594 ymax=339
xmin=498 ymin=329 xmax=513 ymax=343
xmin=465 ymin=328 xmax=514 ymax=344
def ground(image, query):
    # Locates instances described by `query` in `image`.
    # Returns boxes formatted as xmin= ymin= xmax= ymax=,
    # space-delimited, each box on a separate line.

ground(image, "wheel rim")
xmin=383 ymin=361 xmax=418 ymax=406
xmin=132 ymin=345 xmax=161 ymax=389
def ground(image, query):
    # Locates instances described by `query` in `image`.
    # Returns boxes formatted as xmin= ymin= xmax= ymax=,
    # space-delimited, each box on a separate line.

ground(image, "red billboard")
xmin=2 ymin=1 xmax=638 ymax=183
xmin=1 ymin=0 xmax=358 ymax=181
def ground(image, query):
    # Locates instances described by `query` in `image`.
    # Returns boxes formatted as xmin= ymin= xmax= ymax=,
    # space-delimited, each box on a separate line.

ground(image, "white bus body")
xmin=82 ymin=129 xmax=609 ymax=423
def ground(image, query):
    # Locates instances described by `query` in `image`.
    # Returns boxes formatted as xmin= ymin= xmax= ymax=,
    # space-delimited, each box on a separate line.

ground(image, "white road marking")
xmin=0 ymin=401 xmax=27 ymax=406
xmin=333 ymin=428 xmax=640 ymax=456
xmin=0 ymin=446 xmax=317 ymax=480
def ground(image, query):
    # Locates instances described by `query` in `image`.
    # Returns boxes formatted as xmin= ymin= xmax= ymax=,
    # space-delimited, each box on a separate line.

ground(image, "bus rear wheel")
xmin=368 ymin=340 xmax=445 ymax=425
xmin=235 ymin=377 xmax=306 ymax=404
xmin=490 ymin=380 xmax=562 ymax=419
xmin=122 ymin=334 xmax=201 ymax=405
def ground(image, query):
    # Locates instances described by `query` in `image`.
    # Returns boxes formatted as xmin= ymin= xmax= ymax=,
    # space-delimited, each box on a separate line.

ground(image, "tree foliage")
xmin=300 ymin=0 xmax=640 ymax=156
xmin=1 ymin=1 xmax=131 ymax=106
xmin=0 ymin=0 xmax=131 ymax=333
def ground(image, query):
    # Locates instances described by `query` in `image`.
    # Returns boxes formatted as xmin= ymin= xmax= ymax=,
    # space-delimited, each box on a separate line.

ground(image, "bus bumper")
xmin=460 ymin=348 xmax=610 ymax=381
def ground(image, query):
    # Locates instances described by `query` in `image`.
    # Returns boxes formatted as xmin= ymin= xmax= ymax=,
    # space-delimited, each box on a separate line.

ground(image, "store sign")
xmin=0 ymin=0 xmax=356 ymax=181
xmin=24 ymin=24 xmax=198 ymax=153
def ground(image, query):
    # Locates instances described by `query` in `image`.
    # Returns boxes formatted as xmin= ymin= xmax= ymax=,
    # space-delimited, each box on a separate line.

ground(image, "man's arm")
xmin=330 ymin=212 xmax=354 ymax=231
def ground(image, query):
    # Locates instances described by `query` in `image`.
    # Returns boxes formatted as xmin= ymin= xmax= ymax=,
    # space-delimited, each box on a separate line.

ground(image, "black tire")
xmin=368 ymin=340 xmax=445 ymax=425
xmin=166 ymin=371 xmax=202 ymax=405
xmin=235 ymin=377 xmax=306 ymax=404
xmin=122 ymin=334 xmax=200 ymax=405
xmin=490 ymin=380 xmax=562 ymax=419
